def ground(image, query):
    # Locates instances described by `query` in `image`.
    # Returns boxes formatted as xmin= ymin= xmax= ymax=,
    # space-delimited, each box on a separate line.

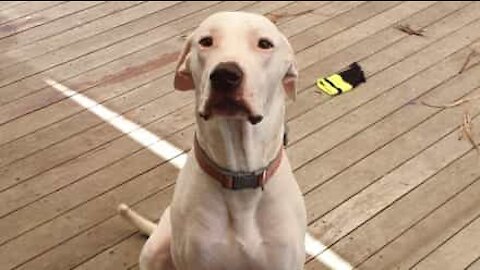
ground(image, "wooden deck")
xmin=1 ymin=1 xmax=480 ymax=269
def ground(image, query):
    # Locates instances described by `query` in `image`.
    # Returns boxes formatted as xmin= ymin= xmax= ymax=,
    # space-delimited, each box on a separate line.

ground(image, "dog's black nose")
xmin=210 ymin=62 xmax=243 ymax=91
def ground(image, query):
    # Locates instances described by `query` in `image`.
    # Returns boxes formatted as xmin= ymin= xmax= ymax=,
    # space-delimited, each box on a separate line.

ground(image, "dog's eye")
xmin=258 ymin=38 xmax=274 ymax=49
xmin=199 ymin=36 xmax=213 ymax=47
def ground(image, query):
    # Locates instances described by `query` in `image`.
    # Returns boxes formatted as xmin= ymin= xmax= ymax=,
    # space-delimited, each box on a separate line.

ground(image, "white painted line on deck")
xmin=45 ymin=78 xmax=353 ymax=270
xmin=305 ymin=232 xmax=353 ymax=270
xmin=44 ymin=79 xmax=187 ymax=168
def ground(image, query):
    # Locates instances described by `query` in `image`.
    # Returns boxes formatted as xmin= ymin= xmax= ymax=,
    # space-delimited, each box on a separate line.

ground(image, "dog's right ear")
xmin=174 ymin=35 xmax=194 ymax=91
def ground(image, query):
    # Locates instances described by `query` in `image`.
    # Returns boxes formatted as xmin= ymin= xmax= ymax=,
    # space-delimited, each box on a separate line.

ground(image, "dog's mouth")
xmin=198 ymin=63 xmax=263 ymax=125
xmin=198 ymin=96 xmax=263 ymax=125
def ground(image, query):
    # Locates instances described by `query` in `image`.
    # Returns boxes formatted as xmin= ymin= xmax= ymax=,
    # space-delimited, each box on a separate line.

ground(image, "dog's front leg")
xmin=138 ymin=207 xmax=176 ymax=270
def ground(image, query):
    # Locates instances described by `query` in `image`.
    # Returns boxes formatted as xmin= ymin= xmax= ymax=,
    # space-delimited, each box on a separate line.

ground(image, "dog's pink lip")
xmin=199 ymin=97 xmax=263 ymax=124
xmin=212 ymin=99 xmax=247 ymax=115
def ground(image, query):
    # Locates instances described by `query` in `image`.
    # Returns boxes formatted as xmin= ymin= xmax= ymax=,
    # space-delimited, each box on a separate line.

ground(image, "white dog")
xmin=119 ymin=11 xmax=307 ymax=270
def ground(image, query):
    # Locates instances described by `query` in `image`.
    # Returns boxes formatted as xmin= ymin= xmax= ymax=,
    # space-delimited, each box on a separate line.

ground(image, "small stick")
xmin=394 ymin=24 xmax=424 ymax=36
xmin=417 ymin=95 xmax=480 ymax=109
xmin=459 ymin=49 xmax=478 ymax=74
xmin=462 ymin=111 xmax=479 ymax=153
xmin=265 ymin=9 xmax=315 ymax=24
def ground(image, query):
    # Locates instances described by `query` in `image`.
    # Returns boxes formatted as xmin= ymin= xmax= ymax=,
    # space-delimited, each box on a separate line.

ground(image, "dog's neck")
xmin=195 ymin=96 xmax=285 ymax=172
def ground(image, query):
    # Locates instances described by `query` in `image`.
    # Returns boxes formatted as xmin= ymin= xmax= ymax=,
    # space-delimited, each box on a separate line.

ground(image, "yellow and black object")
xmin=316 ymin=62 xmax=366 ymax=96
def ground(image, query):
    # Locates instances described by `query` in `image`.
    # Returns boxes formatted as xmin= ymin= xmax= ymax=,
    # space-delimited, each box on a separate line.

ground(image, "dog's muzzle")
xmin=199 ymin=62 xmax=263 ymax=125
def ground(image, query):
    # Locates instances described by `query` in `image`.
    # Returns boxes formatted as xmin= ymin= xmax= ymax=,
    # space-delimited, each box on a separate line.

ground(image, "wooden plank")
xmin=288 ymin=1 xmax=475 ymax=119
xmin=0 ymin=1 xmax=143 ymax=53
xmin=0 ymin=1 xmax=364 ymax=195
xmin=0 ymin=0 xmax=468 ymax=218
xmin=286 ymin=1 xmax=473 ymax=119
xmin=0 ymin=0 xmax=309 ymax=124
xmin=0 ymin=104 xmax=193 ymax=221
xmin=0 ymin=0 xmax=329 ymax=238
xmin=2 ymin=0 xmax=390 ymax=150
xmin=320 ymin=147 xmax=480 ymax=269
xmin=304 ymin=105 xmax=480 ymax=269
xmin=0 ymin=1 xmax=63 ymax=24
xmin=2 ymin=0 xmax=330 ymax=174
xmin=289 ymin=1 xmax=402 ymax=52
xmin=0 ymin=1 xmax=219 ymax=107
xmin=80 ymin=29 xmax=480 ymax=268
xmin=294 ymin=1 xmax=435 ymax=69
xmin=9 ymin=83 xmax=474 ymax=270
xmin=0 ymin=139 xmax=184 ymax=270
xmin=0 ymin=0 xmax=464 ymax=244
xmin=287 ymin=8 xmax=480 ymax=170
xmin=0 ymin=2 xmax=27 ymax=11
xmin=62 ymin=1 xmax=474 ymax=190
xmin=0 ymin=2 xmax=221 ymax=140
xmin=2 ymin=1 xmax=390 ymax=118
xmin=0 ymin=1 xmax=338 ymax=166
xmin=1 ymin=1 xmax=478 ymax=268
xmin=413 ymin=215 xmax=480 ymax=270
xmin=0 ymin=75 xmax=174 ymax=168
xmin=0 ymin=1 xmax=104 ymax=39
xmin=298 ymin=41 xmax=480 ymax=206
xmin=0 ymin=1 xmax=296 ymax=268
xmin=0 ymin=94 xmax=193 ymax=218
xmin=0 ymin=1 xmax=420 ymax=166
xmin=72 ymin=233 xmax=145 ymax=270
xmin=12 ymin=168 xmax=178 ymax=270
xmin=299 ymin=55 xmax=480 ymax=216
xmin=0 ymin=121 xmax=196 ymax=249
xmin=288 ymin=0 xmax=473 ymax=143
xmin=0 ymin=1 xmax=178 ymax=86
xmin=241 ymin=1 xmax=340 ymax=34
xmin=355 ymin=155 xmax=480 ymax=269
xmin=67 ymin=31 xmax=480 ymax=270
xmin=0 ymin=2 xmax=179 ymax=69
xmin=60 ymin=7 xmax=352 ymax=266
xmin=6 ymin=21 xmax=480 ymax=270
xmin=300 ymin=52 xmax=480 ymax=269
xmin=0 ymin=0 xmax=403 ymax=218
xmin=291 ymin=23 xmax=480 ymax=194
xmin=296 ymin=4 xmax=480 ymax=262
xmin=0 ymin=0 xmax=288 ymax=194
xmin=279 ymin=1 xmax=368 ymax=38
xmin=0 ymin=54 xmax=184 ymax=189
xmin=0 ymin=0 xmax=298 ymax=239
xmin=467 ymin=257 xmax=480 ymax=270
xmin=0 ymin=1 xmax=210 ymax=100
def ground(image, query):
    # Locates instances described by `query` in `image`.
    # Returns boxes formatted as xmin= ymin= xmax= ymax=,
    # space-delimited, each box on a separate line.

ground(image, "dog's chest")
xmin=171 ymin=200 xmax=300 ymax=269
xmin=171 ymin=164 xmax=305 ymax=269
xmin=173 ymin=223 xmax=296 ymax=270
xmin=197 ymin=231 xmax=268 ymax=269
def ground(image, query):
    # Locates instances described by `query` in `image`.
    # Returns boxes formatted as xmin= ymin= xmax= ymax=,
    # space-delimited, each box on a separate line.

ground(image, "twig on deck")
xmin=416 ymin=95 xmax=480 ymax=109
xmin=394 ymin=24 xmax=425 ymax=36
xmin=459 ymin=49 xmax=478 ymax=74
xmin=462 ymin=111 xmax=479 ymax=153
xmin=265 ymin=9 xmax=315 ymax=24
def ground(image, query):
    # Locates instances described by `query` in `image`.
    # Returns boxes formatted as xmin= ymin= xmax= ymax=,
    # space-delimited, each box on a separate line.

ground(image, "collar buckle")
xmin=229 ymin=169 xmax=267 ymax=190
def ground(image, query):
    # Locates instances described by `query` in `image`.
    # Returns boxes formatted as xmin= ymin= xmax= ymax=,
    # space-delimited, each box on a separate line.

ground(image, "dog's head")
xmin=173 ymin=11 xmax=298 ymax=125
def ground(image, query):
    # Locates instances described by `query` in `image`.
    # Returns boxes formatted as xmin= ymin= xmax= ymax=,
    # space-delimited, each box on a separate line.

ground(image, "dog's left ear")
xmin=282 ymin=37 xmax=298 ymax=101
xmin=174 ymin=35 xmax=195 ymax=91
xmin=283 ymin=61 xmax=298 ymax=101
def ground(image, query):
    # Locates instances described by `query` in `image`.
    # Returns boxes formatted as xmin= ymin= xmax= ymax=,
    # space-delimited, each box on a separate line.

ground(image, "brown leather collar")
xmin=194 ymin=137 xmax=283 ymax=190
